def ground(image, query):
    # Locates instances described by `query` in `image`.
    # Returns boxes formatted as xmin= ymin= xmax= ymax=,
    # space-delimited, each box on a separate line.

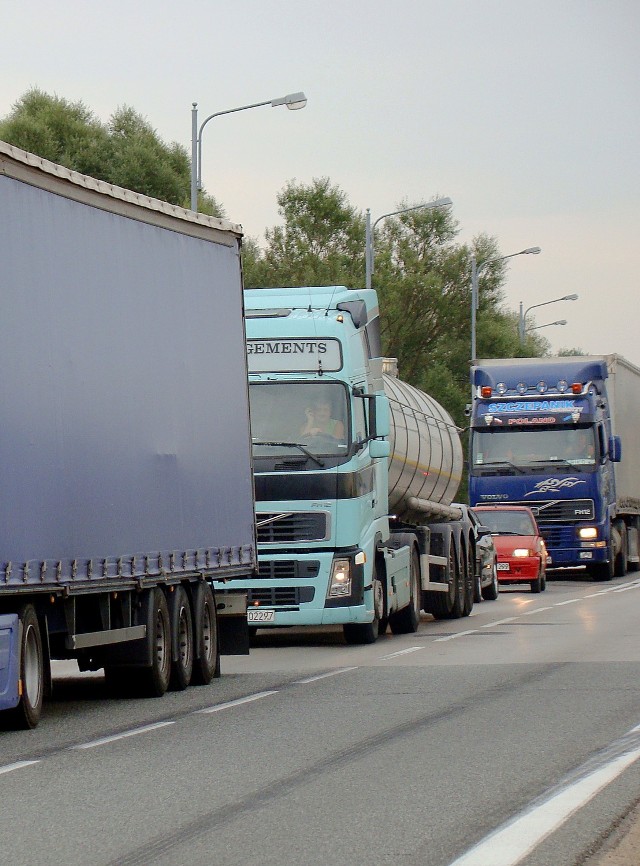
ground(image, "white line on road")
xmin=379 ymin=646 xmax=424 ymax=658
xmin=294 ymin=667 xmax=359 ymax=684
xmin=434 ymin=631 xmax=479 ymax=642
xmin=522 ymin=607 xmax=553 ymax=615
xmin=195 ymin=690 xmax=278 ymax=713
xmin=72 ymin=720 xmax=175 ymax=750
xmin=0 ymin=760 xmax=40 ymax=775
xmin=554 ymin=598 xmax=581 ymax=606
xmin=448 ymin=727 xmax=640 ymax=866
xmin=481 ymin=617 xmax=517 ymax=628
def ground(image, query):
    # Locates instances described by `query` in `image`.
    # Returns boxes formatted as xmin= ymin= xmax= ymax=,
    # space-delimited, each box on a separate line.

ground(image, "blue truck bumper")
xmin=0 ymin=614 xmax=21 ymax=712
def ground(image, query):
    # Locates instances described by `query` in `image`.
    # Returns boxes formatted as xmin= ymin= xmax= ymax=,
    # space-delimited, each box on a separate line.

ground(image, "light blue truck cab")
xmin=469 ymin=356 xmax=640 ymax=579
xmin=222 ymin=285 xmax=475 ymax=643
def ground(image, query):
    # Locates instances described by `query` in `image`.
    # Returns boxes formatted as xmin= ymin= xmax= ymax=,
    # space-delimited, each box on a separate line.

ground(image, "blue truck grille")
xmin=511 ymin=499 xmax=595 ymax=521
xmin=257 ymin=560 xmax=320 ymax=580
xmin=247 ymin=586 xmax=315 ymax=606
xmin=256 ymin=512 xmax=328 ymax=543
xmin=539 ymin=525 xmax=576 ymax=548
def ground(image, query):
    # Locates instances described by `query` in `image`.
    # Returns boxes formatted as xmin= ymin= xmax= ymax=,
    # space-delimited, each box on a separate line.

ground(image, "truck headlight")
xmin=578 ymin=527 xmax=598 ymax=540
xmin=327 ymin=558 xmax=351 ymax=597
xmin=513 ymin=548 xmax=532 ymax=557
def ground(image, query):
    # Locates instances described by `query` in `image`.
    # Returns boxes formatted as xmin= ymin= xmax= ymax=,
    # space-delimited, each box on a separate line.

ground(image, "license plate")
xmin=497 ymin=562 xmax=510 ymax=571
xmin=247 ymin=609 xmax=275 ymax=624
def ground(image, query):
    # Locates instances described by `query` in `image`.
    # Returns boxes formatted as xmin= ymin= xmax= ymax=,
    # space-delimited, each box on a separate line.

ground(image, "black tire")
xmin=389 ymin=546 xmax=421 ymax=635
xmin=541 ymin=570 xmax=547 ymax=591
xmin=589 ymin=549 xmax=614 ymax=581
xmin=344 ymin=564 xmax=382 ymax=644
xmin=168 ymin=586 xmax=194 ymax=691
xmin=425 ymin=536 xmax=457 ymax=620
xmin=614 ymin=523 xmax=628 ymax=577
xmin=191 ymin=582 xmax=220 ymax=684
xmin=462 ymin=541 xmax=474 ymax=617
xmin=449 ymin=539 xmax=465 ymax=619
xmin=4 ymin=605 xmax=44 ymax=729
xmin=482 ymin=562 xmax=499 ymax=601
xmin=530 ymin=571 xmax=542 ymax=593
xmin=132 ymin=587 xmax=171 ymax=697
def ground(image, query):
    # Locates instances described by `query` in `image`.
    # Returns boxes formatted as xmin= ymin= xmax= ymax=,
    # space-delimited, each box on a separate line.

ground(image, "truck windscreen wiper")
xmin=478 ymin=460 xmax=525 ymax=475
xmin=251 ymin=441 xmax=325 ymax=468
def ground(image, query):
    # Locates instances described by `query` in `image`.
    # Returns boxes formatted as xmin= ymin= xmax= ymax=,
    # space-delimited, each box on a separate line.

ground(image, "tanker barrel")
xmin=383 ymin=371 xmax=463 ymax=522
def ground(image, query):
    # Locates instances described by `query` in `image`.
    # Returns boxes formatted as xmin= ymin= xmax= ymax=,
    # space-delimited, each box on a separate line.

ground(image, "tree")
xmin=0 ymin=89 xmax=224 ymax=216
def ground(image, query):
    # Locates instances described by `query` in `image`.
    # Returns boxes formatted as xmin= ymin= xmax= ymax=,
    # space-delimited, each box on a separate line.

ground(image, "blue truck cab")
xmin=469 ymin=356 xmax=640 ymax=580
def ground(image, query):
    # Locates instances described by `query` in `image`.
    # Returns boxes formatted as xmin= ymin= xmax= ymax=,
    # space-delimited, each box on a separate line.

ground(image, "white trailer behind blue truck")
xmin=0 ymin=142 xmax=255 ymax=727
xmin=216 ymin=285 xmax=494 ymax=643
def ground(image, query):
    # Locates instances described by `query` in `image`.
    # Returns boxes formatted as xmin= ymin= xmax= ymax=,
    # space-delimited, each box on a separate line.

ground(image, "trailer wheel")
xmin=132 ymin=588 xmax=171 ymax=697
xmin=462 ymin=541 xmax=474 ymax=616
xmin=450 ymin=538 xmax=465 ymax=619
xmin=5 ymin=605 xmax=44 ymax=729
xmin=424 ymin=535 xmax=458 ymax=620
xmin=389 ymin=546 xmax=421 ymax=634
xmin=168 ymin=586 xmax=194 ymax=691
xmin=191 ymin=582 xmax=220 ymax=685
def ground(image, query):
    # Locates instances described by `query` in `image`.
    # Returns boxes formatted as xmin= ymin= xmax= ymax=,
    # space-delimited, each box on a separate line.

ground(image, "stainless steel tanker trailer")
xmin=216 ymin=285 xmax=490 ymax=644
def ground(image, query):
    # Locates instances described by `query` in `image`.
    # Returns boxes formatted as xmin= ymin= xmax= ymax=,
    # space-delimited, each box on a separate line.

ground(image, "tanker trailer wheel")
xmin=4 ymin=604 xmax=44 ymax=729
xmin=449 ymin=537 xmax=465 ymax=619
xmin=343 ymin=564 xmax=383 ymax=645
xmin=130 ymin=587 xmax=171 ymax=697
xmin=389 ymin=546 xmax=421 ymax=634
xmin=191 ymin=581 xmax=220 ymax=685
xmin=462 ymin=541 xmax=475 ymax=616
xmin=168 ymin=585 xmax=194 ymax=691
xmin=424 ymin=535 xmax=458 ymax=620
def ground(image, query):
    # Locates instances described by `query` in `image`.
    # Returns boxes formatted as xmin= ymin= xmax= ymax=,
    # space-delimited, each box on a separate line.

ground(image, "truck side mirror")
xmin=372 ymin=394 xmax=390 ymax=439
xmin=608 ymin=435 xmax=622 ymax=463
xmin=369 ymin=439 xmax=390 ymax=458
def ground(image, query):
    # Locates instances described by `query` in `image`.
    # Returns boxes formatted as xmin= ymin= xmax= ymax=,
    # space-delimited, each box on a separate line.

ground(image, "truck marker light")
xmin=481 ymin=387 xmax=492 ymax=397
xmin=496 ymin=383 xmax=507 ymax=395
xmin=18 ymin=679 xmax=23 ymax=697
xmin=537 ymin=381 xmax=548 ymax=393
xmin=571 ymin=382 xmax=582 ymax=394
xmin=516 ymin=382 xmax=527 ymax=395
xmin=557 ymin=380 xmax=568 ymax=392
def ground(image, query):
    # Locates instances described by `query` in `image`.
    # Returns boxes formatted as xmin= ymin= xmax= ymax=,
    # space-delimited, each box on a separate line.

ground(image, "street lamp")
xmin=526 ymin=319 xmax=567 ymax=333
xmin=518 ymin=294 xmax=578 ymax=345
xmin=190 ymin=92 xmax=307 ymax=212
xmin=471 ymin=247 xmax=541 ymax=363
xmin=365 ymin=197 xmax=452 ymax=289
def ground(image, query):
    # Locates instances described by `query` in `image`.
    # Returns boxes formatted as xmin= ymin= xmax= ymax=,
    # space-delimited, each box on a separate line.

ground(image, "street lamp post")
xmin=518 ymin=294 xmax=578 ymax=345
xmin=470 ymin=247 xmax=541 ymax=363
xmin=365 ymin=197 xmax=452 ymax=289
xmin=526 ymin=319 xmax=567 ymax=333
xmin=190 ymin=91 xmax=307 ymax=212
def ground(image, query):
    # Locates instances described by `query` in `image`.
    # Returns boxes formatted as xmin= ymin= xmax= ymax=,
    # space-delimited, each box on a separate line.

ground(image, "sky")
xmin=2 ymin=0 xmax=639 ymax=364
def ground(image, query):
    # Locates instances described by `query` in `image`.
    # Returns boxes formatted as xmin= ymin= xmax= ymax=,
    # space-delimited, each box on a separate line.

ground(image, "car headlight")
xmin=513 ymin=548 xmax=532 ymax=557
xmin=327 ymin=558 xmax=352 ymax=597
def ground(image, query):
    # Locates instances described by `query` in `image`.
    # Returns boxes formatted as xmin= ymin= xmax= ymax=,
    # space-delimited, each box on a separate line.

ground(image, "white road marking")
xmin=0 ymin=760 xmax=40 ymax=775
xmin=72 ymin=720 xmax=175 ymax=750
xmin=448 ymin=726 xmax=640 ymax=866
xmin=379 ymin=646 xmax=424 ymax=658
xmin=522 ymin=607 xmax=553 ymax=615
xmin=434 ymin=631 xmax=479 ymax=642
xmin=294 ymin=667 xmax=359 ymax=683
xmin=482 ymin=617 xmax=517 ymax=628
xmin=554 ymin=598 xmax=581 ymax=606
xmin=195 ymin=690 xmax=278 ymax=713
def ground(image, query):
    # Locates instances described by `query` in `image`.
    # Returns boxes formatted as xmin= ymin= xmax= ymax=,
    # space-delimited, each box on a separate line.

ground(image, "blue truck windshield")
xmin=472 ymin=426 xmax=597 ymax=470
xmin=249 ymin=382 xmax=350 ymax=456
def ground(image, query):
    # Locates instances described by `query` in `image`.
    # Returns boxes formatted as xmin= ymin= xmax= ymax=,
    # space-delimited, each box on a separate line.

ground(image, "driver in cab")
xmin=300 ymin=399 xmax=345 ymax=439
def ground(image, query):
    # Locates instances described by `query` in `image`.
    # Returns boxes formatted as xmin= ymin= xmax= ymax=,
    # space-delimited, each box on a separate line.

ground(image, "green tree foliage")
xmin=0 ymin=89 xmax=223 ymax=216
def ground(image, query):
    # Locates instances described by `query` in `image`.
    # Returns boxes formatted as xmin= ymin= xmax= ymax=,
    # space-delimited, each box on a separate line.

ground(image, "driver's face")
xmin=313 ymin=403 xmax=331 ymax=421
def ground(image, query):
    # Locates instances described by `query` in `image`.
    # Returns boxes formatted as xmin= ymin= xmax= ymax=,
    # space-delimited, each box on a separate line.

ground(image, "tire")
xmin=4 ymin=605 xmax=44 ymax=729
xmin=344 ymin=564 xmax=383 ymax=645
xmin=191 ymin=582 xmax=220 ymax=684
xmin=132 ymin=587 xmax=171 ymax=697
xmin=589 ymin=549 xmax=614 ymax=581
xmin=389 ymin=546 xmax=421 ymax=635
xmin=530 ymin=570 xmax=542 ymax=593
xmin=449 ymin=538 xmax=465 ymax=619
xmin=482 ymin=562 xmax=499 ymax=601
xmin=462 ymin=541 xmax=474 ymax=617
xmin=168 ymin=586 xmax=194 ymax=691
xmin=541 ymin=570 xmax=547 ymax=592
xmin=614 ymin=522 xmax=628 ymax=577
xmin=425 ymin=536 xmax=457 ymax=620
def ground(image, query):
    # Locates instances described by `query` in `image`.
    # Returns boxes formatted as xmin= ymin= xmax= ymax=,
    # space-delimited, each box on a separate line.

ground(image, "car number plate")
xmin=247 ymin=609 xmax=275 ymax=623
xmin=497 ymin=562 xmax=510 ymax=571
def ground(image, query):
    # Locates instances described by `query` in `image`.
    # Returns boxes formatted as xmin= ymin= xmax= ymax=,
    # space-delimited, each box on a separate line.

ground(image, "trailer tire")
xmin=424 ymin=535 xmax=458 ymax=620
xmin=389 ymin=546 xmax=421 ymax=634
xmin=131 ymin=588 xmax=171 ymax=697
xmin=4 ymin=605 xmax=44 ymax=729
xmin=191 ymin=582 xmax=220 ymax=685
xmin=168 ymin=586 xmax=194 ymax=691
xmin=462 ymin=540 xmax=474 ymax=616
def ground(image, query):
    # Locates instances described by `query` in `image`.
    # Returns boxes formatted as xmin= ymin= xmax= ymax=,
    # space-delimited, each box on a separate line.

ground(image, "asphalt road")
xmin=1 ymin=572 xmax=639 ymax=866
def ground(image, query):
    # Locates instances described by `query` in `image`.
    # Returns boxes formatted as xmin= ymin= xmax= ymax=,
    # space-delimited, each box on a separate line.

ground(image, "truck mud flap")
xmin=217 ymin=592 xmax=250 ymax=656
xmin=0 ymin=614 xmax=20 ymax=712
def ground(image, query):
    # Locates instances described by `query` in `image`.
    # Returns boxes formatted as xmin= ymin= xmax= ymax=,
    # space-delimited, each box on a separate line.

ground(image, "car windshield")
xmin=472 ymin=426 xmax=597 ymax=469
xmin=474 ymin=510 xmax=536 ymax=535
xmin=249 ymin=382 xmax=350 ymax=456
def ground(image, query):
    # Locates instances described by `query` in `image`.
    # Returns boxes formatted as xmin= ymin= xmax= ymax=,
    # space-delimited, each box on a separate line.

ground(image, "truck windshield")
xmin=249 ymin=382 xmax=350 ymax=456
xmin=472 ymin=426 xmax=597 ymax=470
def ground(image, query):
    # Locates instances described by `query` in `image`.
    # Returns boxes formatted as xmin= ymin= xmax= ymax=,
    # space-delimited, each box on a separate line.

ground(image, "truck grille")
xmin=539 ymin=525 xmax=576 ymax=548
xmin=511 ymin=499 xmax=594 ymax=522
xmin=256 ymin=512 xmax=329 ymax=543
xmin=247 ymin=586 xmax=315 ymax=606
xmin=257 ymin=560 xmax=320 ymax=581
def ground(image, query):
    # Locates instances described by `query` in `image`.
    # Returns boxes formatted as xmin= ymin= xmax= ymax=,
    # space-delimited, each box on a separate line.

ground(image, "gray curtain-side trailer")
xmin=0 ymin=141 xmax=256 ymax=727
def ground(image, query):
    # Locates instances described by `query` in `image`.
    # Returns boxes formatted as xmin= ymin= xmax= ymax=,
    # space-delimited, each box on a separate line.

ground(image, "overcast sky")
xmin=3 ymin=0 xmax=638 ymax=364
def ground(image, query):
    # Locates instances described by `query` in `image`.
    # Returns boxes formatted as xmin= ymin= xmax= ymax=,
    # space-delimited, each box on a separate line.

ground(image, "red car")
xmin=472 ymin=505 xmax=548 ymax=593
